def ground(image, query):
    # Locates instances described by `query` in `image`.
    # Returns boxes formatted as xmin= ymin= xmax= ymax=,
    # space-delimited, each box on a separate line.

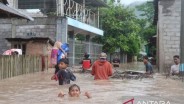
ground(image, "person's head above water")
xmin=143 ymin=56 xmax=149 ymax=64
xmin=68 ymin=84 xmax=81 ymax=97
xmin=173 ymin=55 xmax=180 ymax=65
xmin=58 ymin=58 xmax=69 ymax=69
xmin=99 ymin=52 xmax=107 ymax=62
xmin=58 ymin=84 xmax=91 ymax=98
xmin=84 ymin=53 xmax=90 ymax=59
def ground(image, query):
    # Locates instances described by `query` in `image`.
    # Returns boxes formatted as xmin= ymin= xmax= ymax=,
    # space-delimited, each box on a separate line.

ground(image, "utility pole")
xmin=180 ymin=0 xmax=184 ymax=81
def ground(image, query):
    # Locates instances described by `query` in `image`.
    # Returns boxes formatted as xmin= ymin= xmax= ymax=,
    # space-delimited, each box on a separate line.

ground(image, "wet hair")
xmin=143 ymin=56 xmax=148 ymax=60
xmin=69 ymin=84 xmax=80 ymax=92
xmin=84 ymin=54 xmax=89 ymax=58
xmin=58 ymin=58 xmax=69 ymax=65
xmin=173 ymin=55 xmax=179 ymax=59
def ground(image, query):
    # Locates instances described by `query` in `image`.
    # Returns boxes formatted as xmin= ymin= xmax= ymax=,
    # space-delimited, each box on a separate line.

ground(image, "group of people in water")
xmin=50 ymin=41 xmax=180 ymax=99
xmin=50 ymin=41 xmax=93 ymax=99
xmin=50 ymin=41 xmax=117 ymax=99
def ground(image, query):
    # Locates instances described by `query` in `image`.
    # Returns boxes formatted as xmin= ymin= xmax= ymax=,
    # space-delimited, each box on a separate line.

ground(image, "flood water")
xmin=0 ymin=62 xmax=184 ymax=104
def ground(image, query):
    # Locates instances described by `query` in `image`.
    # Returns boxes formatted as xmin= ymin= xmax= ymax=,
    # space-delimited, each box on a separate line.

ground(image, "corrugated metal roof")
xmin=0 ymin=2 xmax=34 ymax=21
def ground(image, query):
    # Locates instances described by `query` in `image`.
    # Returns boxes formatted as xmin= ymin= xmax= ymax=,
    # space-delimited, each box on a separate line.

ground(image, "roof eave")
xmin=0 ymin=2 xmax=34 ymax=21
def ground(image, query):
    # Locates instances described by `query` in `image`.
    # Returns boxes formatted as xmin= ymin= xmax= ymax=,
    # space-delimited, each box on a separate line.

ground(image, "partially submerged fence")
xmin=68 ymin=39 xmax=102 ymax=65
xmin=0 ymin=55 xmax=43 ymax=80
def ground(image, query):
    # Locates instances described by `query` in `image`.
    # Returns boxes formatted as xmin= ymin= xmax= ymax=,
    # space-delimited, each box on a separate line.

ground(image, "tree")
xmin=136 ymin=2 xmax=155 ymax=23
xmin=136 ymin=2 xmax=157 ymax=57
xmin=92 ymin=4 xmax=142 ymax=59
xmin=136 ymin=2 xmax=156 ymax=41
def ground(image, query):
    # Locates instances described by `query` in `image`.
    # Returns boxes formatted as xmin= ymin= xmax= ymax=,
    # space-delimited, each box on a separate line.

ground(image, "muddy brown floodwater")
xmin=0 ymin=62 xmax=184 ymax=104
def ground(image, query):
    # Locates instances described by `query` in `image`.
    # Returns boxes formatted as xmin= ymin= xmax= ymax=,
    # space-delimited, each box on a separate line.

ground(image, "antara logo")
xmin=136 ymin=101 xmax=171 ymax=104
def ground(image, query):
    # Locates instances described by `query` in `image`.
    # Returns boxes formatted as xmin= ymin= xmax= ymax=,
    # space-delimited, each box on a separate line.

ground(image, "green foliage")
xmin=127 ymin=33 xmax=141 ymax=55
xmin=142 ymin=25 xmax=156 ymax=41
xmin=136 ymin=2 xmax=156 ymax=41
xmin=92 ymin=4 xmax=142 ymax=55
xmin=136 ymin=2 xmax=155 ymax=22
xmin=136 ymin=2 xmax=157 ymax=57
xmin=75 ymin=34 xmax=85 ymax=41
xmin=91 ymin=1 xmax=156 ymax=57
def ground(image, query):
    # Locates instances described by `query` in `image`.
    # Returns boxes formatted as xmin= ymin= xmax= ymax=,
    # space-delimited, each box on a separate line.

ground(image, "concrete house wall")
xmin=157 ymin=0 xmax=181 ymax=72
xmin=0 ymin=20 xmax=12 ymax=53
xmin=0 ymin=17 xmax=57 ymax=54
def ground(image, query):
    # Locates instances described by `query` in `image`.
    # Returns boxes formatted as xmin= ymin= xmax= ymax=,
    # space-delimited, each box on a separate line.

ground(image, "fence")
xmin=63 ymin=0 xmax=99 ymax=27
xmin=0 ymin=55 xmax=42 ymax=80
xmin=68 ymin=40 xmax=102 ymax=65
xmin=18 ymin=0 xmax=100 ymax=28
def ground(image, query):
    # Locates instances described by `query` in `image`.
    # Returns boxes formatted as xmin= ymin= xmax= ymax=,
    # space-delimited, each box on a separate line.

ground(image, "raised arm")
xmin=84 ymin=91 xmax=92 ymax=99
xmin=59 ymin=47 xmax=67 ymax=57
xmin=58 ymin=91 xmax=66 ymax=98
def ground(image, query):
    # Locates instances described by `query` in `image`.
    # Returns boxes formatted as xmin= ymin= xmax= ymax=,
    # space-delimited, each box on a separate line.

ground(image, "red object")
xmin=82 ymin=60 xmax=91 ymax=70
xmin=123 ymin=98 xmax=134 ymax=104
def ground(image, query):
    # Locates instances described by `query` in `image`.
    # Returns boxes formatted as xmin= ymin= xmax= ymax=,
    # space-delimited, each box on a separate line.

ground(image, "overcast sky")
xmin=120 ymin=0 xmax=148 ymax=5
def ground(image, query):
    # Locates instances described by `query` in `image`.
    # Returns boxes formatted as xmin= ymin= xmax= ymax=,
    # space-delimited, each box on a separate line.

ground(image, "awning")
xmin=0 ymin=2 xmax=34 ymax=21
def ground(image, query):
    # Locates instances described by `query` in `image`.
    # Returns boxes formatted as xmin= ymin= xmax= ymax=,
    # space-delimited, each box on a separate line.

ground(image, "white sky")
xmin=120 ymin=0 xmax=148 ymax=5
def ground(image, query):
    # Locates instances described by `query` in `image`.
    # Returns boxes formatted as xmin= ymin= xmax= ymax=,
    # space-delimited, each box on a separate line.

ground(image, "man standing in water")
xmin=143 ymin=56 xmax=153 ymax=75
xmin=91 ymin=52 xmax=113 ymax=80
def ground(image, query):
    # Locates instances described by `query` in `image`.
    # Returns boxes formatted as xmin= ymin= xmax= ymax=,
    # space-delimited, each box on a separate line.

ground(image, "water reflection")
xmin=0 ymin=62 xmax=184 ymax=104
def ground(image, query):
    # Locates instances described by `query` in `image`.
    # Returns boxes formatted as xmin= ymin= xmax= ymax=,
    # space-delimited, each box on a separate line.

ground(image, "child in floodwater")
xmin=51 ymin=58 xmax=76 ymax=85
xmin=58 ymin=84 xmax=92 ymax=99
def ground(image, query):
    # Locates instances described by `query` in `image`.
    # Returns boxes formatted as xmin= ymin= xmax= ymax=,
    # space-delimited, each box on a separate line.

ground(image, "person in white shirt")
xmin=170 ymin=55 xmax=180 ymax=76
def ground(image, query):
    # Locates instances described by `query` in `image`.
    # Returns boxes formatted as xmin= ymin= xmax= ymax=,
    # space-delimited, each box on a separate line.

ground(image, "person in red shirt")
xmin=91 ymin=52 xmax=113 ymax=80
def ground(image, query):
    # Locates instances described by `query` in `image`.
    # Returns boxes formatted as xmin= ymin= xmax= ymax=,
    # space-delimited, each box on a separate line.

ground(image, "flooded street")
xmin=0 ymin=62 xmax=184 ymax=104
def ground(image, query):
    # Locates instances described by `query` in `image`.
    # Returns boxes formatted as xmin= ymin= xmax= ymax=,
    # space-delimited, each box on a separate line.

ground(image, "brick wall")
xmin=26 ymin=41 xmax=45 ymax=55
xmin=0 ymin=17 xmax=57 ymax=54
xmin=14 ymin=17 xmax=57 ymax=40
xmin=158 ymin=0 xmax=181 ymax=72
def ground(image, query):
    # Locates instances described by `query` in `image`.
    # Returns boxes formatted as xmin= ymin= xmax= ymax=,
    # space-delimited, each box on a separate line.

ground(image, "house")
xmin=0 ymin=0 xmax=34 ymax=54
xmin=153 ymin=0 xmax=180 ymax=73
xmin=0 ymin=0 xmax=106 ymax=66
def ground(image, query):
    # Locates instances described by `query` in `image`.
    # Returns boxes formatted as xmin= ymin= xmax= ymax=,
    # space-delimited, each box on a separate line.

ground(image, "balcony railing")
xmin=57 ymin=0 xmax=99 ymax=28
